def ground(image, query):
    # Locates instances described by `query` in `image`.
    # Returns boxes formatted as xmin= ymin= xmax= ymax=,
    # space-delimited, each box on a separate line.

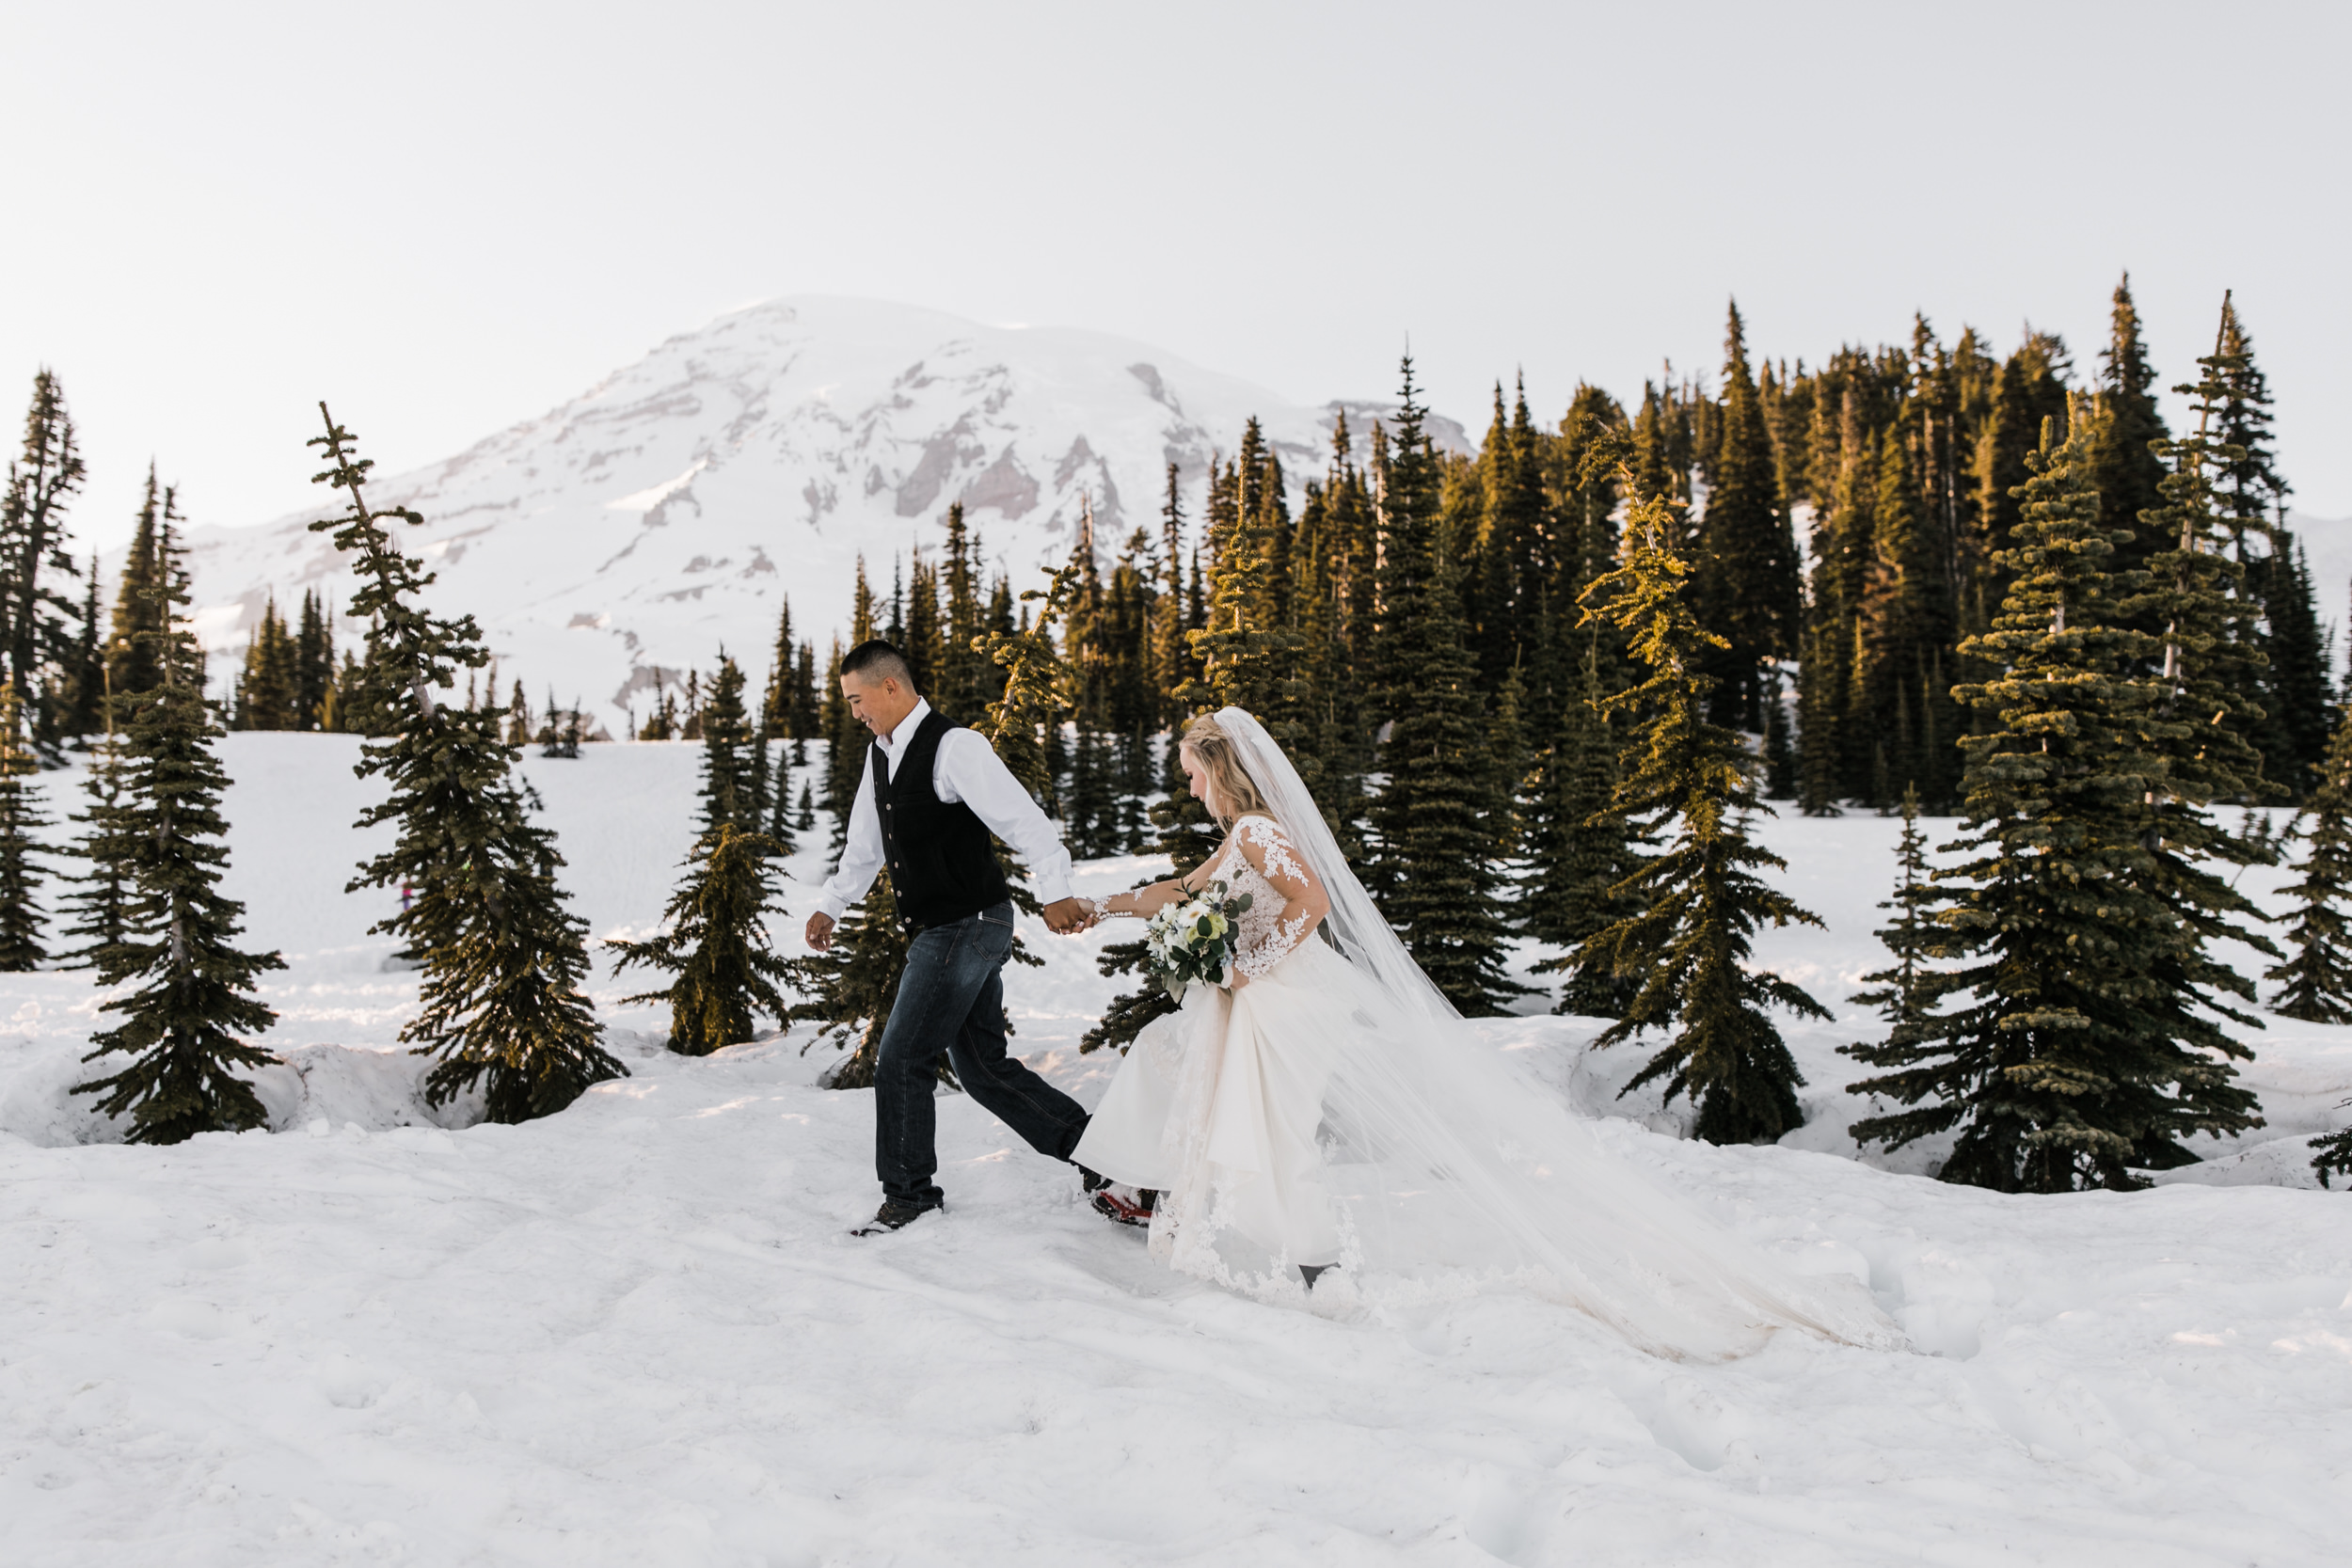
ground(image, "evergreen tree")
xmin=505 ymin=681 xmax=532 ymax=746
xmin=1849 ymin=784 xmax=1933 ymax=1032
xmin=71 ymin=521 xmax=282 ymax=1143
xmin=789 ymin=640 xmax=819 ymax=761
xmin=2314 ymin=1117 xmax=2352 ymax=1189
xmin=937 ymin=503 xmax=990 ymax=721
xmin=1572 ymin=448 xmax=1827 ymax=1142
xmin=1364 ymin=356 xmax=1521 ymax=1014
xmin=60 ymin=554 xmax=103 ymax=740
xmin=1151 ymin=464 xmax=1195 ymax=725
xmin=795 ymin=867 xmax=909 ymax=1089
xmin=611 ymin=822 xmax=797 ymax=1055
xmin=2202 ymin=295 xmax=2328 ymax=796
xmin=105 ymin=467 xmax=167 ymax=703
xmin=764 ymin=736 xmax=800 ymax=856
xmin=0 ymin=688 xmax=48 ymax=969
xmin=233 ymin=595 xmax=300 ymax=729
xmin=1694 ymin=302 xmax=1801 ymax=729
xmin=0 ymin=370 xmax=87 ymax=725
xmin=1849 ymin=404 xmax=2263 ymax=1191
xmin=1183 ymin=438 xmax=1322 ymax=808
xmin=1528 ymin=637 xmax=1647 ymax=1017
xmin=823 ymin=566 xmax=878 ymax=828
xmin=307 ymin=405 xmax=622 ymax=1122
xmin=2269 ymin=702 xmax=2352 ymax=1024
xmin=762 ymin=595 xmax=798 ymax=735
xmin=972 ymin=566 xmax=1071 ymax=803
xmin=294 ymin=590 xmax=334 ymax=729
xmin=696 ymin=656 xmax=755 ymax=832
xmin=59 ymin=693 xmax=135 ymax=965
xmin=2089 ymin=275 xmax=2172 ymax=608
xmin=2256 ymin=536 xmax=2330 ymax=799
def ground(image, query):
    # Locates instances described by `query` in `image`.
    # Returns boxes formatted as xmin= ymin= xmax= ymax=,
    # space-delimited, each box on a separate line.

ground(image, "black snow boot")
xmin=851 ymin=1196 xmax=944 ymax=1236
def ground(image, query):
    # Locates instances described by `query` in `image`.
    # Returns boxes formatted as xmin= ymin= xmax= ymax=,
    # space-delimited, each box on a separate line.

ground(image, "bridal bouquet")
xmin=1142 ymin=880 xmax=1254 ymax=1002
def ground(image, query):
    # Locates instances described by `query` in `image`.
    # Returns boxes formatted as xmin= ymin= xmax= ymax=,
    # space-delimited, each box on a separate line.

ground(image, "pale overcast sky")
xmin=5 ymin=0 xmax=2345 ymax=549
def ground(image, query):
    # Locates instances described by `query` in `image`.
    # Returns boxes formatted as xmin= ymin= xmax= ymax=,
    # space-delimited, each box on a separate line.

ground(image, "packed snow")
xmin=3 ymin=734 xmax=2348 ymax=1564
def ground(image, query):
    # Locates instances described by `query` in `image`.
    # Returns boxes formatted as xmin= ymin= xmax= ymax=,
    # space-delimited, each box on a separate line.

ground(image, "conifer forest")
xmin=4 ymin=277 xmax=2348 ymax=1198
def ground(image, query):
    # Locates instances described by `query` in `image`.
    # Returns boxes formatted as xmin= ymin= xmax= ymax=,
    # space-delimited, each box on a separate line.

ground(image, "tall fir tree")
xmin=696 ymin=655 xmax=755 ymax=832
xmin=937 ymin=503 xmax=991 ymax=722
xmin=1572 ymin=448 xmax=1827 ymax=1143
xmin=0 ymin=370 xmax=87 ymax=732
xmin=762 ymin=595 xmax=798 ymax=735
xmin=0 ymin=687 xmax=47 ymax=970
xmin=1694 ymin=302 xmax=1801 ymax=729
xmin=71 ymin=521 xmax=283 ymax=1143
xmin=1364 ymin=356 xmax=1522 ymax=1014
xmin=1528 ymin=636 xmax=1647 ymax=1017
xmin=2089 ymin=275 xmax=2172 ymax=616
xmin=105 ymin=466 xmax=167 ymax=703
xmin=307 ymin=405 xmax=623 ymax=1122
xmin=1849 ymin=404 xmax=2263 ymax=1191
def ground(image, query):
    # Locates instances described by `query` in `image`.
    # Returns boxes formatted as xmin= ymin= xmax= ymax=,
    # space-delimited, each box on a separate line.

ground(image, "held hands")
xmin=1043 ymin=896 xmax=1098 ymax=935
xmin=812 ymin=903 xmax=1096 ymax=945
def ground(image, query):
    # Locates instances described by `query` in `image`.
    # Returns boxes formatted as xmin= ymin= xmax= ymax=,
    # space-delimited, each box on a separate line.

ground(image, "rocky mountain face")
xmin=181 ymin=295 xmax=1467 ymax=736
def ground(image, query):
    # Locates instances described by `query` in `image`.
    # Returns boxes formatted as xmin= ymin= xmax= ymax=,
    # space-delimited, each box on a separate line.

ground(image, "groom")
xmin=805 ymin=639 xmax=1097 ymax=1234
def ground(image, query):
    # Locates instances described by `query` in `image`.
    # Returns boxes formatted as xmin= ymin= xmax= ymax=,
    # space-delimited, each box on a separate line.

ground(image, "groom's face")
xmin=842 ymin=670 xmax=917 ymax=738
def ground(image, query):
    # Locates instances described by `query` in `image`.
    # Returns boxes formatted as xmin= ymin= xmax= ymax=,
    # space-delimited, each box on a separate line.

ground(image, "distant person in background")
xmin=806 ymin=639 xmax=1098 ymax=1235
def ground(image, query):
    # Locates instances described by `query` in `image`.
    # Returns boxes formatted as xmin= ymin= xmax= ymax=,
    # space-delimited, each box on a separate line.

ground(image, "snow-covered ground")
xmin=4 ymin=735 xmax=2349 ymax=1564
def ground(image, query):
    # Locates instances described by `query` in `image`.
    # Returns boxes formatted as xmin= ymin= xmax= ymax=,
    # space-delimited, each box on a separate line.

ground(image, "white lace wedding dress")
xmin=1074 ymin=815 xmax=1348 ymax=1269
xmin=1072 ymin=709 xmax=1905 ymax=1362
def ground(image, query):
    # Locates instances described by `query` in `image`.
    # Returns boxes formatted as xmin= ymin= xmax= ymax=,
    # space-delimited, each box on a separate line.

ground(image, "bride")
xmin=1071 ymin=707 xmax=1900 ymax=1361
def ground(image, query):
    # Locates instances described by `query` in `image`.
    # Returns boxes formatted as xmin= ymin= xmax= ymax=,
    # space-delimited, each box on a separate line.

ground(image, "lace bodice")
xmin=1207 ymin=816 xmax=1317 ymax=979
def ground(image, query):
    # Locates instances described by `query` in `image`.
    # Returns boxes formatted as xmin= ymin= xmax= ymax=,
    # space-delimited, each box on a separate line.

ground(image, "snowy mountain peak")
xmin=181 ymin=296 xmax=1468 ymax=734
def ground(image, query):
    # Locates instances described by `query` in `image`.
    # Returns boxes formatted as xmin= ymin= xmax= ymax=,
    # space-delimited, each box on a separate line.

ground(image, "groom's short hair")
xmin=840 ymin=638 xmax=914 ymax=689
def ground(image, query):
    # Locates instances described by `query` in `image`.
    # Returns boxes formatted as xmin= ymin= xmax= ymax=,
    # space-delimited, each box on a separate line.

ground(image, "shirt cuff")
xmin=1031 ymin=866 xmax=1073 ymax=906
xmin=815 ymin=890 xmax=850 ymax=922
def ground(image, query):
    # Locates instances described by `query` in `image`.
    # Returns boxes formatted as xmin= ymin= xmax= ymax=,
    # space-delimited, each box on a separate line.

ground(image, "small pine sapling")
xmin=795 ymin=870 xmax=912 ymax=1089
xmin=2270 ymin=703 xmax=2352 ymax=1024
xmin=1842 ymin=784 xmax=1937 ymax=1069
xmin=612 ymin=823 xmax=798 ymax=1055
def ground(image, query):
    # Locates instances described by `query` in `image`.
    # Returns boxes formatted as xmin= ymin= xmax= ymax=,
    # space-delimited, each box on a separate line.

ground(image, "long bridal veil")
xmin=1197 ymin=706 xmax=1901 ymax=1360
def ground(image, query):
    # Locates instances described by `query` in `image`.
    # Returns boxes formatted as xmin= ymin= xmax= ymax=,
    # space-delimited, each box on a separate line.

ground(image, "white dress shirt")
xmin=815 ymin=697 xmax=1074 ymax=921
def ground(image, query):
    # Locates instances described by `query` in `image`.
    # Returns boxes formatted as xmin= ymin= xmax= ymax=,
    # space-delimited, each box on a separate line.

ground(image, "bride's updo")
xmin=1180 ymin=711 xmax=1270 ymax=827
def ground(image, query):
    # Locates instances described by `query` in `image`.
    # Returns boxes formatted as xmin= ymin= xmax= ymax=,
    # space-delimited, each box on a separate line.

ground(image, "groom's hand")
xmin=804 ymin=911 xmax=837 ymax=952
xmin=1043 ymin=897 xmax=1091 ymax=935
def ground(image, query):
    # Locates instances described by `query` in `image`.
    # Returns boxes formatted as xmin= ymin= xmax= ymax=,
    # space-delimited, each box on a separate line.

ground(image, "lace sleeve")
xmin=1232 ymin=817 xmax=1322 ymax=979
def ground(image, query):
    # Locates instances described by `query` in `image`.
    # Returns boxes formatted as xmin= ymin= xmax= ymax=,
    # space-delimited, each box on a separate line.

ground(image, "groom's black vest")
xmin=874 ymin=709 xmax=1011 ymax=931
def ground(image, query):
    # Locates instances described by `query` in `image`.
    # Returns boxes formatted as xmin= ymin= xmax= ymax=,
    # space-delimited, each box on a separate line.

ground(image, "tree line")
xmin=10 ymin=277 xmax=2351 ymax=1190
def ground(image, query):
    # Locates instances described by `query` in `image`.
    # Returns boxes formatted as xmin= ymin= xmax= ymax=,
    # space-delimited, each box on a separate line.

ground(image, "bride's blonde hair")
xmin=1180 ymin=711 xmax=1269 ymax=827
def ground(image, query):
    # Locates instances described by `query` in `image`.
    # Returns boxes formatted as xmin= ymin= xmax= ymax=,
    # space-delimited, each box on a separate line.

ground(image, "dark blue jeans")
xmin=874 ymin=900 xmax=1090 ymax=1206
